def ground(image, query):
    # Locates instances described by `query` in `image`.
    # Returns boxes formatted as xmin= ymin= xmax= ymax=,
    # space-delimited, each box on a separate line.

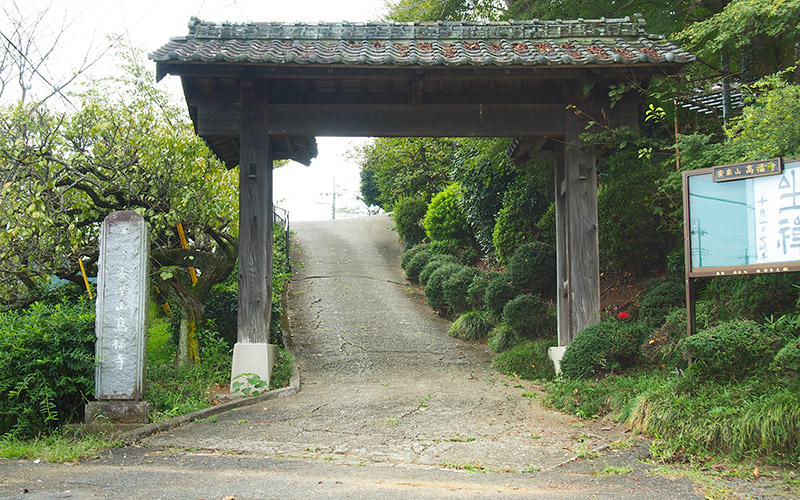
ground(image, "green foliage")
xmin=596 ymin=136 xmax=676 ymax=273
xmin=392 ymin=196 xmax=429 ymax=247
xmin=443 ymin=266 xmax=481 ymax=314
xmin=641 ymin=308 xmax=688 ymax=367
xmin=0 ymin=300 xmax=95 ymax=438
xmin=680 ymin=319 xmax=780 ymax=381
xmin=771 ymin=340 xmax=800 ymax=375
xmin=502 ymin=294 xmax=555 ymax=339
xmin=466 ymin=270 xmax=495 ymax=310
xmin=424 ymin=183 xmax=471 ymax=244
xmin=355 ymin=137 xmax=456 ymax=210
xmin=699 ymin=273 xmax=800 ymax=324
xmin=425 ymin=263 xmax=467 ymax=313
xmin=492 ymin=338 xmax=558 ymax=380
xmin=401 ymin=243 xmax=429 ymax=270
xmin=507 ymin=241 xmax=556 ymax=296
xmin=204 ymin=285 xmax=238 ymax=349
xmin=404 ymin=248 xmax=433 ymax=283
xmin=484 ymin=273 xmax=518 ymax=320
xmin=491 ymin=160 xmax=555 ymax=264
xmin=629 ymin=375 xmax=800 ymax=464
xmin=387 ymin=0 xmax=504 ymax=22
xmin=726 ymin=79 xmax=800 ymax=158
xmin=560 ymin=319 xmax=645 ymax=380
xmin=270 ymin=347 xmax=295 ymax=390
xmin=638 ymin=278 xmax=685 ymax=327
xmin=145 ymin=327 xmax=232 ymax=422
xmin=0 ymin=431 xmax=119 ymax=462
xmin=419 ymin=254 xmax=458 ymax=286
xmin=448 ymin=310 xmax=493 ymax=342
xmin=488 ymin=323 xmax=517 ymax=353
xmin=429 ymin=238 xmax=478 ymax=265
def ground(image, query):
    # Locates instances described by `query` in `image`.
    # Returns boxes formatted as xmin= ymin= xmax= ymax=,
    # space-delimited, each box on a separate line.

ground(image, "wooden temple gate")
xmin=151 ymin=15 xmax=692 ymax=382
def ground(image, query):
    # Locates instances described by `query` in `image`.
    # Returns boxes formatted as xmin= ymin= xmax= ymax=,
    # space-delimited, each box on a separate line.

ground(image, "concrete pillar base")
xmin=231 ymin=343 xmax=279 ymax=394
xmin=548 ymin=346 xmax=568 ymax=375
xmin=85 ymin=400 xmax=149 ymax=425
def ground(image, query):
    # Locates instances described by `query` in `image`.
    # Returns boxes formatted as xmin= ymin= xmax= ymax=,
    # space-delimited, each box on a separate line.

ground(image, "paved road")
xmin=0 ymin=214 xmax=709 ymax=499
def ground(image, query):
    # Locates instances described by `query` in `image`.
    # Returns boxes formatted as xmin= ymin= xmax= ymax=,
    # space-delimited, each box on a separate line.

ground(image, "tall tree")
xmin=0 ymin=48 xmax=239 ymax=366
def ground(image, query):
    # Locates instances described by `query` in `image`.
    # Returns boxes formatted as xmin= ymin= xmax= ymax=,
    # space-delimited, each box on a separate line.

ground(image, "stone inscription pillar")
xmin=86 ymin=211 xmax=149 ymax=424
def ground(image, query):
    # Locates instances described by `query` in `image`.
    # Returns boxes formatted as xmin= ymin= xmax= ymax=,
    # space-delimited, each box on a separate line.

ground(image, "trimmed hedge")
xmin=444 ymin=266 xmax=481 ymax=315
xmin=419 ymin=254 xmax=458 ymax=286
xmin=425 ymin=263 xmax=467 ymax=312
xmin=485 ymin=273 xmax=518 ymax=320
xmin=392 ymin=196 xmax=428 ymax=247
xmin=560 ymin=318 xmax=646 ymax=380
xmin=502 ymin=293 xmax=554 ymax=339
xmin=507 ymin=241 xmax=556 ymax=295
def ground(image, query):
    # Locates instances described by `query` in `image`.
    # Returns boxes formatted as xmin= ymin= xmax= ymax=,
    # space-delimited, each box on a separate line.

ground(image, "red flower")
xmin=618 ymin=312 xmax=630 ymax=320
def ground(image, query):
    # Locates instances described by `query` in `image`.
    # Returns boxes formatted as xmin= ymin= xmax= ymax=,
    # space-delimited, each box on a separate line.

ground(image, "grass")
xmin=596 ymin=465 xmax=633 ymax=475
xmin=0 ymin=431 xmax=120 ymax=462
xmin=544 ymin=370 xmax=800 ymax=466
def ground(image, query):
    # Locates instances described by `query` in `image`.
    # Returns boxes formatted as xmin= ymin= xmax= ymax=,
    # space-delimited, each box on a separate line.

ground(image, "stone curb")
xmin=117 ymin=359 xmax=300 ymax=444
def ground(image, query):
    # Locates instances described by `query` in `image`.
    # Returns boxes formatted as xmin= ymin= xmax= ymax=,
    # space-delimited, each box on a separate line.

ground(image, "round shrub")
xmin=392 ymin=196 xmax=429 ymax=247
xmin=425 ymin=262 xmax=467 ymax=312
xmin=430 ymin=238 xmax=478 ymax=265
xmin=502 ymin=294 xmax=555 ymax=339
xmin=419 ymin=254 xmax=458 ymax=286
xmin=467 ymin=270 xmax=496 ymax=310
xmin=771 ymin=340 xmax=800 ymax=375
xmin=492 ymin=338 xmax=558 ymax=380
xmin=484 ymin=273 xmax=518 ymax=320
xmin=448 ymin=310 xmax=492 ymax=342
xmin=0 ymin=300 xmax=95 ymax=438
xmin=507 ymin=241 xmax=556 ymax=296
xmin=405 ymin=248 xmax=433 ymax=283
xmin=680 ymin=319 xmax=780 ymax=381
xmin=638 ymin=278 xmax=685 ymax=327
xmin=560 ymin=318 xmax=645 ymax=380
xmin=488 ymin=323 xmax=517 ymax=352
xmin=423 ymin=183 xmax=470 ymax=242
xmin=444 ymin=266 xmax=481 ymax=314
xmin=401 ymin=243 xmax=430 ymax=270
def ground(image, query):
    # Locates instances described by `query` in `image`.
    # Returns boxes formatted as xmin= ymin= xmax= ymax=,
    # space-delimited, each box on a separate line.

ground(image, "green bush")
xmin=502 ymin=294 xmax=555 ymax=339
xmin=443 ymin=266 xmax=481 ymax=315
xmin=401 ymin=243 xmax=429 ymax=270
xmin=492 ymin=338 xmax=558 ymax=380
xmin=424 ymin=183 xmax=470 ymax=243
xmin=488 ymin=323 xmax=517 ymax=352
xmin=404 ymin=248 xmax=433 ymax=283
xmin=681 ymin=319 xmax=781 ymax=381
xmin=0 ymin=300 xmax=95 ymax=438
xmin=641 ymin=308 xmax=687 ymax=367
xmin=448 ymin=310 xmax=492 ymax=342
xmin=638 ymin=278 xmax=685 ymax=327
xmin=771 ymin=340 xmax=800 ymax=375
xmin=419 ymin=254 xmax=458 ymax=286
xmin=392 ymin=196 xmax=429 ymax=247
xmin=425 ymin=263 xmax=466 ymax=313
xmin=560 ymin=318 xmax=645 ymax=380
xmin=205 ymin=285 xmax=238 ymax=348
xmin=484 ymin=273 xmax=518 ymax=320
xmin=507 ymin=241 xmax=556 ymax=296
xmin=466 ymin=270 xmax=495 ymax=310
xmin=700 ymin=273 xmax=800 ymax=324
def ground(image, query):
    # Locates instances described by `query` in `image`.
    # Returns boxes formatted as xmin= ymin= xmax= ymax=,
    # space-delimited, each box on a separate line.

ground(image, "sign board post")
xmin=683 ymin=157 xmax=800 ymax=335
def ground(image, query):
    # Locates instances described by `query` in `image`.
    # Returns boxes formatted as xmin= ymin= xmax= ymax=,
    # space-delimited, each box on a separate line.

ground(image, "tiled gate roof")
xmin=150 ymin=14 xmax=693 ymax=68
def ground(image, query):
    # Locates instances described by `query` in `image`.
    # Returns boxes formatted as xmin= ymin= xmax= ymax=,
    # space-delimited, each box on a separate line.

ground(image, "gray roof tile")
xmin=150 ymin=15 xmax=693 ymax=68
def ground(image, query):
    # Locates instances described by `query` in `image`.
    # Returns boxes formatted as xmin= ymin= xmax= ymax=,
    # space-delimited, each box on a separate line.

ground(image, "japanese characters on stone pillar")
xmin=86 ymin=211 xmax=150 ymax=424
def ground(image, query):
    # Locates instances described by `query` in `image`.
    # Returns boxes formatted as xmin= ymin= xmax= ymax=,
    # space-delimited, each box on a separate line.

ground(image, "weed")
xmin=384 ymin=418 xmax=400 ymax=424
xmin=523 ymin=464 xmax=541 ymax=472
xmin=208 ymin=416 xmax=218 ymax=423
xmin=596 ymin=465 xmax=633 ymax=475
xmin=0 ymin=431 xmax=120 ymax=462
xmin=575 ymin=444 xmax=599 ymax=459
xmin=448 ymin=436 xmax=477 ymax=442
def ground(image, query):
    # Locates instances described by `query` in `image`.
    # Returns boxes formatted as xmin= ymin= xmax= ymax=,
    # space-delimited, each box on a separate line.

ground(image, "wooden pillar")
xmin=231 ymin=77 xmax=275 ymax=389
xmin=237 ymin=78 xmax=273 ymax=343
xmin=555 ymin=87 xmax=601 ymax=346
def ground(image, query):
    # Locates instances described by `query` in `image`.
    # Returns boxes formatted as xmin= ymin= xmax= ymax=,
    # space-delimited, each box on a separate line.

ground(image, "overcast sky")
xmin=6 ymin=0 xmax=391 ymax=220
